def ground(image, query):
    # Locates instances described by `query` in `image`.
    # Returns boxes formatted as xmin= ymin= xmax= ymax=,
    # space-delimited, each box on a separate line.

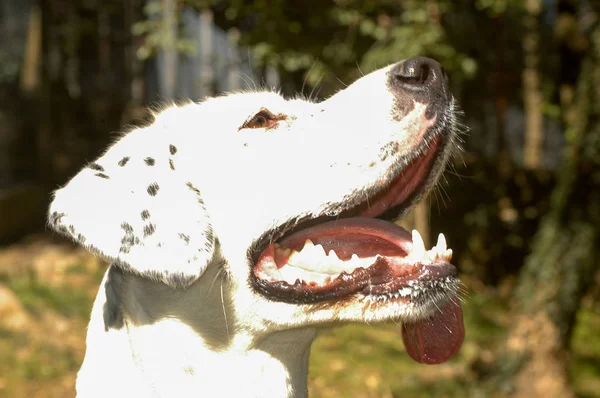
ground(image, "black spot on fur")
xmin=88 ymin=163 xmax=104 ymax=172
xmin=144 ymin=157 xmax=155 ymax=166
xmin=77 ymin=233 xmax=86 ymax=243
xmin=169 ymin=159 xmax=175 ymax=170
xmin=120 ymin=233 xmax=135 ymax=253
xmin=379 ymin=142 xmax=400 ymax=162
xmin=178 ymin=233 xmax=190 ymax=244
xmin=186 ymin=182 xmax=201 ymax=195
xmin=204 ymin=225 xmax=214 ymax=252
xmin=169 ymin=144 xmax=177 ymax=155
xmin=118 ymin=157 xmax=130 ymax=166
xmin=186 ymin=182 xmax=206 ymax=205
xmin=147 ymin=183 xmax=160 ymax=196
xmin=95 ymin=173 xmax=110 ymax=179
xmin=121 ymin=222 xmax=134 ymax=233
xmin=49 ymin=211 xmax=65 ymax=226
xmin=55 ymin=224 xmax=69 ymax=234
xmin=143 ymin=223 xmax=156 ymax=237
xmin=141 ymin=210 xmax=150 ymax=220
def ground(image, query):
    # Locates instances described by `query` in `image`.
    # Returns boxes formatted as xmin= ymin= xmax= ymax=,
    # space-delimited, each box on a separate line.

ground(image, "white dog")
xmin=49 ymin=56 xmax=465 ymax=397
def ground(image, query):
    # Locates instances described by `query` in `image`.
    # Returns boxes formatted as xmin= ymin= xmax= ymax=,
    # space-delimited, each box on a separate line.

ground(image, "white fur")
xmin=48 ymin=62 xmax=457 ymax=397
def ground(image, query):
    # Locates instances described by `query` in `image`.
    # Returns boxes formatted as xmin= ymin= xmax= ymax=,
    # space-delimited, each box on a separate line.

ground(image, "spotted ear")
xmin=48 ymin=124 xmax=214 ymax=289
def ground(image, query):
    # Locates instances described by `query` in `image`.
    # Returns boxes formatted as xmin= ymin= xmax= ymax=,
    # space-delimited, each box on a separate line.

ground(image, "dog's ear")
xmin=48 ymin=123 xmax=215 ymax=288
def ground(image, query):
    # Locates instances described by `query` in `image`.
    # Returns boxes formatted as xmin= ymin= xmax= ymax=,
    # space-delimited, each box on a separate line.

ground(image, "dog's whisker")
xmin=220 ymin=281 xmax=230 ymax=341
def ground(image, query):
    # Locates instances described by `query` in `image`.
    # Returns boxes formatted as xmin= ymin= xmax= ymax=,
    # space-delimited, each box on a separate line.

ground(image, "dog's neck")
xmin=77 ymin=265 xmax=317 ymax=398
xmin=231 ymin=328 xmax=317 ymax=397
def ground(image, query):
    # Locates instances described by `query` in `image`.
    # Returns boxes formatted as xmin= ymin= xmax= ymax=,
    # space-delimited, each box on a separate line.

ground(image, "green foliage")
xmin=132 ymin=0 xmax=480 ymax=94
xmin=356 ymin=2 xmax=477 ymax=76
xmin=2 ymin=271 xmax=93 ymax=318
xmin=132 ymin=1 xmax=197 ymax=60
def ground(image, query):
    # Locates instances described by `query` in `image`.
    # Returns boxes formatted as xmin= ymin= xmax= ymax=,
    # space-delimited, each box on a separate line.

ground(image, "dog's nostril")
xmin=396 ymin=63 xmax=430 ymax=86
xmin=391 ymin=57 xmax=447 ymax=91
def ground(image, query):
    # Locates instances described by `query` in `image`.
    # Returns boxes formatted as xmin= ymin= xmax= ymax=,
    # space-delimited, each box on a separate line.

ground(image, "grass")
xmin=571 ymin=301 xmax=600 ymax=398
xmin=3 ymin=271 xmax=93 ymax=318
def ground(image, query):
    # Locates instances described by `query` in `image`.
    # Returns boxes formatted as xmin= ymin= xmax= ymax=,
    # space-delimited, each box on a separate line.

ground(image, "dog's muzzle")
xmin=251 ymin=56 xmax=464 ymax=365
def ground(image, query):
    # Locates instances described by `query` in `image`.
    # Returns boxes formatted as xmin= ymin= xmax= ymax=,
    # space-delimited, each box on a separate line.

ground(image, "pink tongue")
xmin=401 ymin=300 xmax=464 ymax=364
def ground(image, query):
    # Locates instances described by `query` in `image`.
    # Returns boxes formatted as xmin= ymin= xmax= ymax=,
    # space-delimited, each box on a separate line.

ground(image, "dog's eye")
xmin=241 ymin=109 xmax=282 ymax=130
xmin=248 ymin=113 xmax=269 ymax=128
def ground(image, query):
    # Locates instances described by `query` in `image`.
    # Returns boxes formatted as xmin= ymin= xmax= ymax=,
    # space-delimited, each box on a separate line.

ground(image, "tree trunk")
xmin=481 ymin=13 xmax=600 ymax=397
xmin=522 ymin=0 xmax=543 ymax=169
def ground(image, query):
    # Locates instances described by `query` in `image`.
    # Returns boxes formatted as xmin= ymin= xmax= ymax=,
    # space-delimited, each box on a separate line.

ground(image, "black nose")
xmin=389 ymin=56 xmax=448 ymax=93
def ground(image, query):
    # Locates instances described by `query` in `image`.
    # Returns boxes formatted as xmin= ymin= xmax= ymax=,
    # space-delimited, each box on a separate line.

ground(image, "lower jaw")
xmin=252 ymin=262 xmax=458 ymax=306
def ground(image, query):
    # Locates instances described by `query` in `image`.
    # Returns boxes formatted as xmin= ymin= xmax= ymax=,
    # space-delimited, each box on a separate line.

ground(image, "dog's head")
xmin=49 ymin=57 xmax=464 ymax=364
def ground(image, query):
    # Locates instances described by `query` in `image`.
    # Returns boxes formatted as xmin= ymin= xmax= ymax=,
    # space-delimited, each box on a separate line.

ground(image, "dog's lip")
xmin=249 ymin=102 xmax=453 ymax=301
xmin=252 ymin=217 xmax=457 ymax=303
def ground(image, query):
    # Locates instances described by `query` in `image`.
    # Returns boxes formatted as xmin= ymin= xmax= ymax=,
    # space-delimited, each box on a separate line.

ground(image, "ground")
xmin=0 ymin=235 xmax=598 ymax=398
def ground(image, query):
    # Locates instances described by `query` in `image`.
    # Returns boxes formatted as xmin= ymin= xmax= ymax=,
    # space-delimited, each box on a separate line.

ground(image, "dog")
xmin=48 ymin=56 xmax=465 ymax=397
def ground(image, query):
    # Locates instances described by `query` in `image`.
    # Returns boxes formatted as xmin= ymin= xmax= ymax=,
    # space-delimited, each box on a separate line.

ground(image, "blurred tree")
xmin=181 ymin=0 xmax=477 ymax=97
xmin=523 ymin=0 xmax=543 ymax=169
xmin=36 ymin=0 xmax=144 ymax=185
xmin=480 ymin=1 xmax=599 ymax=395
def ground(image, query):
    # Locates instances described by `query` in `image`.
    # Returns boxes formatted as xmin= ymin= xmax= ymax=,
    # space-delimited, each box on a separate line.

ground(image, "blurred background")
xmin=0 ymin=0 xmax=599 ymax=397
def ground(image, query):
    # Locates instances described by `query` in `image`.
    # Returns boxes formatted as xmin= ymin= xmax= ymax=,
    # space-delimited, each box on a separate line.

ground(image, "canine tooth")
xmin=412 ymin=230 xmax=426 ymax=257
xmin=436 ymin=233 xmax=447 ymax=252
xmin=348 ymin=254 xmax=364 ymax=269
xmin=314 ymin=244 xmax=326 ymax=256
xmin=445 ymin=249 xmax=453 ymax=261
xmin=327 ymin=250 xmax=344 ymax=267
xmin=426 ymin=249 xmax=437 ymax=262
xmin=286 ymin=250 xmax=301 ymax=265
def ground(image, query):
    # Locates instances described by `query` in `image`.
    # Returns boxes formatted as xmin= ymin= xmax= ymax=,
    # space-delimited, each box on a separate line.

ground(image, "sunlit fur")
xmin=48 ymin=62 xmax=463 ymax=398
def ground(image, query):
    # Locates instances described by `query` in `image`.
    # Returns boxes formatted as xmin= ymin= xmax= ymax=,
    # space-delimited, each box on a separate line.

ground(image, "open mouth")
xmin=251 ymin=121 xmax=464 ymax=364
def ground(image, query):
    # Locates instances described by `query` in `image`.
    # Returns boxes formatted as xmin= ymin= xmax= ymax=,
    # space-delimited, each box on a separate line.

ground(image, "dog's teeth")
xmin=426 ymin=248 xmax=437 ymax=261
xmin=286 ymin=250 xmax=301 ymax=266
xmin=445 ymin=249 xmax=453 ymax=261
xmin=436 ymin=233 xmax=447 ymax=252
xmin=314 ymin=244 xmax=326 ymax=256
xmin=350 ymin=254 xmax=361 ymax=266
xmin=411 ymin=229 xmax=426 ymax=257
xmin=328 ymin=250 xmax=342 ymax=264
